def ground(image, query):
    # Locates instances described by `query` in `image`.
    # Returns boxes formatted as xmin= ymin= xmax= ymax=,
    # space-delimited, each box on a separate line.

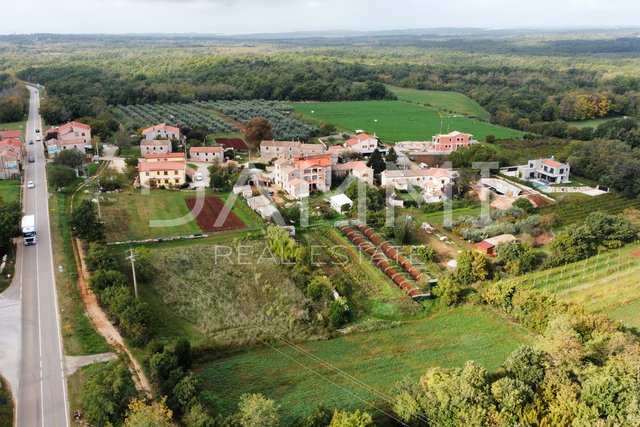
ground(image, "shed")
xmin=476 ymin=240 xmax=496 ymax=256
xmin=485 ymin=234 xmax=518 ymax=247
xmin=329 ymin=194 xmax=353 ymax=213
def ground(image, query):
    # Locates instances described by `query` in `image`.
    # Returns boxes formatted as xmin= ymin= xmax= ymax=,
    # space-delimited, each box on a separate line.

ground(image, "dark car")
xmin=28 ymin=155 xmax=35 ymax=163
xmin=35 ymin=128 xmax=40 ymax=133
xmin=28 ymin=140 xmax=33 ymax=145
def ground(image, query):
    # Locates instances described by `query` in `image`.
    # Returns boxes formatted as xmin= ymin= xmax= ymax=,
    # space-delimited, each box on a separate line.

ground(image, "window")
xmin=145 ymin=172 xmax=149 ymax=176
xmin=164 ymin=171 xmax=168 ymax=176
xmin=560 ymin=168 xmax=564 ymax=174
xmin=174 ymin=171 xmax=178 ymax=175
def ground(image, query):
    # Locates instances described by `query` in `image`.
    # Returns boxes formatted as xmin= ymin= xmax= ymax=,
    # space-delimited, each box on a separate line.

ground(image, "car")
xmin=27 ymin=181 xmax=34 ymax=189
xmin=28 ymin=139 xmax=33 ymax=145
xmin=419 ymin=162 xmax=428 ymax=169
xmin=35 ymin=128 xmax=40 ymax=133
xmin=35 ymin=137 xmax=41 ymax=142
xmin=28 ymin=155 xmax=35 ymax=163
xmin=195 ymin=173 xmax=203 ymax=181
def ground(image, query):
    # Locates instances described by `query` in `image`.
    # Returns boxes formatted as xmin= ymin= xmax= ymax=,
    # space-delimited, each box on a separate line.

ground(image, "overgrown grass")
xmin=539 ymin=193 xmax=640 ymax=227
xmin=0 ymin=375 xmax=14 ymax=427
xmin=294 ymin=100 xmax=523 ymax=143
xmin=48 ymin=173 xmax=109 ymax=356
xmin=0 ymin=179 xmax=21 ymax=203
xmin=198 ymin=304 xmax=532 ymax=424
xmin=0 ymin=121 xmax=25 ymax=131
xmin=386 ymin=85 xmax=490 ymax=121
xmin=567 ymin=117 xmax=618 ymax=129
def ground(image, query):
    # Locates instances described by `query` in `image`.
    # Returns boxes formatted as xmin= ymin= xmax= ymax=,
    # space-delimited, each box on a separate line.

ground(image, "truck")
xmin=22 ymin=215 xmax=37 ymax=246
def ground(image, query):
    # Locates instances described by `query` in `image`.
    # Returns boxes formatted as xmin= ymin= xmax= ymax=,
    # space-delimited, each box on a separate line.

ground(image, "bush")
xmin=328 ymin=297 xmax=350 ymax=328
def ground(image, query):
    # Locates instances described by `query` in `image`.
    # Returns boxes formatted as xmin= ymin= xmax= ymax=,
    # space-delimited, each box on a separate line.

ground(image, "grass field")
xmin=0 ymin=120 xmax=25 ymax=132
xmin=0 ymin=179 xmax=20 ymax=203
xmin=494 ymin=243 xmax=640 ymax=329
xmin=100 ymin=189 xmax=262 ymax=242
xmin=386 ymin=85 xmax=490 ymax=121
xmin=199 ymin=304 xmax=531 ymax=424
xmin=567 ymin=117 xmax=617 ymax=129
xmin=295 ymin=100 xmax=523 ymax=143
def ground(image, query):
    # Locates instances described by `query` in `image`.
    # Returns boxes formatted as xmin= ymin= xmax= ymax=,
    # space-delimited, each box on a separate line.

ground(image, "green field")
xmin=100 ymin=189 xmax=262 ymax=242
xmin=199 ymin=304 xmax=531 ymax=423
xmin=494 ymin=243 xmax=640 ymax=329
xmin=295 ymin=101 xmax=523 ymax=143
xmin=386 ymin=85 xmax=491 ymax=121
xmin=0 ymin=179 xmax=20 ymax=203
xmin=567 ymin=117 xmax=617 ymax=129
xmin=0 ymin=121 xmax=25 ymax=132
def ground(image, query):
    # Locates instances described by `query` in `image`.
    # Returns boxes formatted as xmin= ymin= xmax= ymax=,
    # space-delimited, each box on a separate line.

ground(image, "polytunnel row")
xmin=340 ymin=226 xmax=426 ymax=300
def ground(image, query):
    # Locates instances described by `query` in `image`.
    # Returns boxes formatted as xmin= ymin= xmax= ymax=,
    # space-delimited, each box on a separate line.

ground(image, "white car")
xmin=27 ymin=181 xmax=35 ymax=189
xmin=195 ymin=173 xmax=203 ymax=181
xmin=419 ymin=162 xmax=428 ymax=169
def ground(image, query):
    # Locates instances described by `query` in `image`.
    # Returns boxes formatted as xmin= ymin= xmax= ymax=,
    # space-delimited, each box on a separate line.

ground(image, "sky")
xmin=2 ymin=0 xmax=640 ymax=35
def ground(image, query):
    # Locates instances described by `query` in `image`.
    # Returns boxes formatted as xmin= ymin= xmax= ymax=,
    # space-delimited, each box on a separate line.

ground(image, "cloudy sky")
xmin=3 ymin=0 xmax=639 ymax=35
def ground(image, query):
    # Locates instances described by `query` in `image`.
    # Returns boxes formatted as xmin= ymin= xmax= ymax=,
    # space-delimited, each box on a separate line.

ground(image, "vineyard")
xmin=494 ymin=243 xmax=640 ymax=328
xmin=540 ymin=193 xmax=640 ymax=227
xmin=114 ymin=103 xmax=238 ymax=134
xmin=196 ymin=99 xmax=319 ymax=141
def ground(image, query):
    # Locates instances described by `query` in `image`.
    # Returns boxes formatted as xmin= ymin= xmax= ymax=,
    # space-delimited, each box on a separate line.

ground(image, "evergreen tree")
xmin=366 ymin=148 xmax=386 ymax=175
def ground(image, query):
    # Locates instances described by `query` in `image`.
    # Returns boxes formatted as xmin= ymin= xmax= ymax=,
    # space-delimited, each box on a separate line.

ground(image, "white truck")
xmin=22 ymin=215 xmax=37 ymax=246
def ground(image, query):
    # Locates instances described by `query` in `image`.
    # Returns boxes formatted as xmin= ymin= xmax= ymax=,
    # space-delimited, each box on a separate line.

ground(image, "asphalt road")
xmin=15 ymin=86 xmax=70 ymax=427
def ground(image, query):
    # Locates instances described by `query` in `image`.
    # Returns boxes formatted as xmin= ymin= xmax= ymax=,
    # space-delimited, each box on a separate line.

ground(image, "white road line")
xmin=34 ymin=167 xmax=45 ymax=427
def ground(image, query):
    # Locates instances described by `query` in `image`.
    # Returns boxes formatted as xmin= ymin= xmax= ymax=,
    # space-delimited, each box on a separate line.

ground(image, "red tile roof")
xmin=0 ymin=130 xmax=21 ymax=139
xmin=0 ymin=138 xmax=22 ymax=150
xmin=345 ymin=132 xmax=377 ymax=146
xmin=138 ymin=161 xmax=185 ymax=172
xmin=294 ymin=155 xmax=333 ymax=169
xmin=190 ymin=146 xmax=223 ymax=153
xmin=142 ymin=123 xmax=180 ymax=135
xmin=54 ymin=121 xmax=91 ymax=136
xmin=542 ymin=159 xmax=563 ymax=168
xmin=215 ymin=138 xmax=247 ymax=150
xmin=476 ymin=241 xmax=495 ymax=250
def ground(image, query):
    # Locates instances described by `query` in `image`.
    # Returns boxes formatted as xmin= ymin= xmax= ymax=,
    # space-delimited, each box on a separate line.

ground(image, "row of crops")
xmin=540 ymin=193 xmax=640 ymax=226
xmin=196 ymin=99 xmax=319 ymax=141
xmin=115 ymin=103 xmax=238 ymax=134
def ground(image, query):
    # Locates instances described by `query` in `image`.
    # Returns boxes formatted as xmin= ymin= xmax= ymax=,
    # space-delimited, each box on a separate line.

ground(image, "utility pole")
xmin=126 ymin=248 xmax=139 ymax=298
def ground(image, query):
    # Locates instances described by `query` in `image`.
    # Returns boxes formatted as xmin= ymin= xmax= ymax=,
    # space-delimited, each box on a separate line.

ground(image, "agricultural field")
xmin=99 ymin=189 xmax=260 ymax=241
xmin=539 ymin=193 xmax=640 ymax=227
xmin=186 ymin=195 xmax=246 ymax=232
xmin=495 ymin=243 xmax=640 ymax=329
xmin=301 ymin=226 xmax=422 ymax=320
xmin=197 ymin=99 xmax=319 ymax=141
xmin=148 ymin=242 xmax=322 ymax=348
xmin=0 ymin=179 xmax=21 ymax=203
xmin=114 ymin=103 xmax=237 ymax=134
xmin=294 ymin=101 xmax=524 ymax=143
xmin=198 ymin=304 xmax=532 ymax=424
xmin=386 ymin=84 xmax=491 ymax=121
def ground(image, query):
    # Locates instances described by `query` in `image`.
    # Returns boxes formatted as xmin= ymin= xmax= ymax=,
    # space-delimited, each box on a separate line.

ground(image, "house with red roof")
xmin=517 ymin=157 xmax=570 ymax=184
xmin=0 ymin=138 xmax=22 ymax=179
xmin=260 ymin=140 xmax=325 ymax=160
xmin=333 ymin=160 xmax=374 ymax=186
xmin=343 ymin=131 xmax=381 ymax=155
xmin=189 ymin=146 xmax=223 ymax=163
xmin=380 ymin=167 xmax=455 ymax=203
xmin=0 ymin=130 xmax=21 ymax=140
xmin=431 ymin=131 xmax=476 ymax=152
xmin=138 ymin=152 xmax=186 ymax=187
xmin=47 ymin=121 xmax=92 ymax=144
xmin=273 ymin=154 xmax=333 ymax=199
xmin=142 ymin=123 xmax=180 ymax=141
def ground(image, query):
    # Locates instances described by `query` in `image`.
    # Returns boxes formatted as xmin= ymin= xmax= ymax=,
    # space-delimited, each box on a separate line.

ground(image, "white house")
xmin=517 ymin=157 xmax=570 ymax=184
xmin=332 ymin=160 xmax=375 ymax=186
xmin=141 ymin=139 xmax=172 ymax=155
xmin=142 ymin=123 xmax=180 ymax=141
xmin=381 ymin=168 xmax=454 ymax=203
xmin=273 ymin=155 xmax=333 ymax=199
xmin=190 ymin=146 xmax=223 ymax=163
xmin=329 ymin=194 xmax=353 ymax=213
xmin=344 ymin=131 xmax=381 ymax=155
xmin=46 ymin=121 xmax=92 ymax=144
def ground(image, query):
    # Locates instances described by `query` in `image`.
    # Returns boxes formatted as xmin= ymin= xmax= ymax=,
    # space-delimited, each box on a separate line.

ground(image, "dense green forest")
xmin=0 ymin=73 xmax=28 ymax=123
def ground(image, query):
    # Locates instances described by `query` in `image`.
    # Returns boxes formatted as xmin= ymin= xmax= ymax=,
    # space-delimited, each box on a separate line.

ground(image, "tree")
xmin=366 ymin=148 xmax=386 ymax=175
xmin=328 ymin=410 xmax=373 ymax=427
xmin=385 ymin=146 xmax=398 ymax=163
xmin=512 ymin=197 xmax=535 ymax=214
xmin=54 ymin=149 xmax=86 ymax=169
xmin=504 ymin=345 xmax=546 ymax=388
xmin=99 ymin=170 xmax=126 ymax=191
xmin=172 ymin=372 xmax=200 ymax=413
xmin=306 ymin=275 xmax=332 ymax=300
xmin=81 ymin=361 xmax=137 ymax=427
xmin=183 ymin=403 xmax=216 ymax=427
xmin=150 ymin=351 xmax=179 ymax=383
xmin=47 ymin=164 xmax=76 ymax=189
xmin=244 ymin=117 xmax=273 ymax=146
xmin=125 ymin=397 xmax=177 ymax=427
xmin=454 ymin=251 xmax=489 ymax=286
xmin=433 ymin=275 xmax=463 ymax=306
xmin=328 ymin=297 xmax=350 ymax=328
xmin=174 ymin=338 xmax=193 ymax=371
xmin=0 ymin=197 xmax=22 ymax=256
xmin=236 ymin=393 xmax=280 ymax=427
xmin=69 ymin=199 xmax=105 ymax=243
xmin=89 ymin=269 xmax=128 ymax=294
xmin=485 ymin=134 xmax=496 ymax=144
xmin=85 ymin=242 xmax=119 ymax=273
xmin=393 ymin=216 xmax=413 ymax=245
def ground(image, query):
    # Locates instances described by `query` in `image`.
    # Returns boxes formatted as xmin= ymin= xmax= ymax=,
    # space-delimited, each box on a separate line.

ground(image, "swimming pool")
xmin=531 ymin=180 xmax=549 ymax=191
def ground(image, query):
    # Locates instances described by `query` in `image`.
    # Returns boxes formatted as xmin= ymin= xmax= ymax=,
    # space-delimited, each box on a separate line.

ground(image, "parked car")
xmin=28 ymin=155 xmax=35 ymax=163
xmin=28 ymin=139 xmax=33 ymax=145
xmin=35 ymin=137 xmax=41 ymax=142
xmin=419 ymin=162 xmax=428 ymax=169
xmin=27 ymin=181 xmax=35 ymax=189
xmin=195 ymin=173 xmax=203 ymax=181
xmin=35 ymin=128 xmax=40 ymax=133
